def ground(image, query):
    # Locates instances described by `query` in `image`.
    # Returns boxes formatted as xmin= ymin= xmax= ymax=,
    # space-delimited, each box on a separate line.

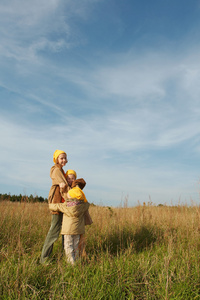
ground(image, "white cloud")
xmin=2 ymin=43 xmax=200 ymax=156
xmin=1 ymin=0 xmax=200 ymax=205
xmin=0 ymin=0 xmax=101 ymax=63
xmin=0 ymin=95 xmax=199 ymax=206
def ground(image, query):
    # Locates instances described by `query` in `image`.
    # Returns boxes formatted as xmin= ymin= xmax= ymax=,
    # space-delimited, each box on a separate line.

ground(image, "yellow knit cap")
xmin=53 ymin=150 xmax=66 ymax=163
xmin=66 ymin=169 xmax=77 ymax=179
xmin=68 ymin=186 xmax=87 ymax=202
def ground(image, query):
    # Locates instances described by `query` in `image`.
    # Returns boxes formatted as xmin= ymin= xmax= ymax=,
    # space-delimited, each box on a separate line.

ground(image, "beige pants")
xmin=64 ymin=234 xmax=80 ymax=265
xmin=78 ymin=234 xmax=87 ymax=258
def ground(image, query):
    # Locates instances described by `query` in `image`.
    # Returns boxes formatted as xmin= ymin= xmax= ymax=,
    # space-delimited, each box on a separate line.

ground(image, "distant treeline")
xmin=0 ymin=193 xmax=48 ymax=203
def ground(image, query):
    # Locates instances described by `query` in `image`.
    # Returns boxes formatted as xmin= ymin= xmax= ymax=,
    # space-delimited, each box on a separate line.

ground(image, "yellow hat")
xmin=66 ymin=169 xmax=77 ymax=179
xmin=68 ymin=186 xmax=87 ymax=202
xmin=53 ymin=150 xmax=66 ymax=163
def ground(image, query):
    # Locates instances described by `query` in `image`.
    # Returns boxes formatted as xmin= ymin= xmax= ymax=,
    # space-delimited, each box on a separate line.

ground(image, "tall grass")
xmin=0 ymin=200 xmax=200 ymax=299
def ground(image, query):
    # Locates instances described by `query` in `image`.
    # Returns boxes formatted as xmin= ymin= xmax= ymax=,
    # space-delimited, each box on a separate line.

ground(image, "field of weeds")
xmin=0 ymin=200 xmax=200 ymax=299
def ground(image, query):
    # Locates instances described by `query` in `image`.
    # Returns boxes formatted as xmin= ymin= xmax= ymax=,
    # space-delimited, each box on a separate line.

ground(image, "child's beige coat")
xmin=49 ymin=202 xmax=90 ymax=235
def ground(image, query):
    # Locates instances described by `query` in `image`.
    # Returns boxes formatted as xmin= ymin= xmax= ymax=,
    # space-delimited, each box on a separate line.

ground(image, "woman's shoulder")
xmin=50 ymin=164 xmax=64 ymax=177
xmin=50 ymin=164 xmax=62 ymax=171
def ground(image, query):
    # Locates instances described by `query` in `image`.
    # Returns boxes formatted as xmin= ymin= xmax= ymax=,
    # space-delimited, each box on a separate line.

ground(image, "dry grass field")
xmin=0 ymin=200 xmax=200 ymax=299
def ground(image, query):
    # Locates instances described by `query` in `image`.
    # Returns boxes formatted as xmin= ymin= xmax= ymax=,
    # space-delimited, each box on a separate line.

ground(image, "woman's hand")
xmin=59 ymin=182 xmax=65 ymax=189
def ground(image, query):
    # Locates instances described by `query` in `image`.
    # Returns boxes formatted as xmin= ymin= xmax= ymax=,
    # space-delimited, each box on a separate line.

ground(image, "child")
xmin=40 ymin=150 xmax=69 ymax=264
xmin=65 ymin=169 xmax=87 ymax=203
xmin=64 ymin=170 xmax=92 ymax=226
xmin=49 ymin=170 xmax=92 ymax=265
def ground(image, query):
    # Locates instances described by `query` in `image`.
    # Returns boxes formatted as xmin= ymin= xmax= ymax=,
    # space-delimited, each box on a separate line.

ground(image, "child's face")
xmin=57 ymin=153 xmax=68 ymax=167
xmin=66 ymin=174 xmax=76 ymax=187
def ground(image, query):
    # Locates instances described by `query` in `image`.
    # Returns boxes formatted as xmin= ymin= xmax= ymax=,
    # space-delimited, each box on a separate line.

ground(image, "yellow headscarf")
xmin=68 ymin=186 xmax=87 ymax=202
xmin=53 ymin=150 xmax=66 ymax=163
xmin=66 ymin=169 xmax=77 ymax=179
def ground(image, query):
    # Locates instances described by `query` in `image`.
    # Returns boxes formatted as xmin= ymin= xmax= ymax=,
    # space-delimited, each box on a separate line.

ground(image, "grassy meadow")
xmin=0 ymin=200 xmax=200 ymax=299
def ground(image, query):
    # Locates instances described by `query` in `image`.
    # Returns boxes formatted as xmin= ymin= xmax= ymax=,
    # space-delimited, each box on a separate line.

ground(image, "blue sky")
xmin=1 ymin=0 xmax=200 ymax=206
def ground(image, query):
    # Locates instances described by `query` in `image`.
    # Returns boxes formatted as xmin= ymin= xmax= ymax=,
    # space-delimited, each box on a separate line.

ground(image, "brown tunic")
xmin=48 ymin=164 xmax=69 ymax=214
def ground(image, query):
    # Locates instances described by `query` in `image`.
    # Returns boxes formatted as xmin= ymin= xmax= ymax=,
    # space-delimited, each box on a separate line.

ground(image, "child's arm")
xmin=49 ymin=202 xmax=90 ymax=216
xmin=71 ymin=178 xmax=86 ymax=190
xmin=49 ymin=203 xmax=70 ymax=215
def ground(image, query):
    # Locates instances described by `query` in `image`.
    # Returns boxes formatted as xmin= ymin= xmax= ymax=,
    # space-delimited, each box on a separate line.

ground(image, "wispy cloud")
xmin=2 ymin=45 xmax=200 ymax=153
xmin=1 ymin=0 xmax=200 ymax=205
xmin=0 ymin=0 xmax=102 ymax=62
